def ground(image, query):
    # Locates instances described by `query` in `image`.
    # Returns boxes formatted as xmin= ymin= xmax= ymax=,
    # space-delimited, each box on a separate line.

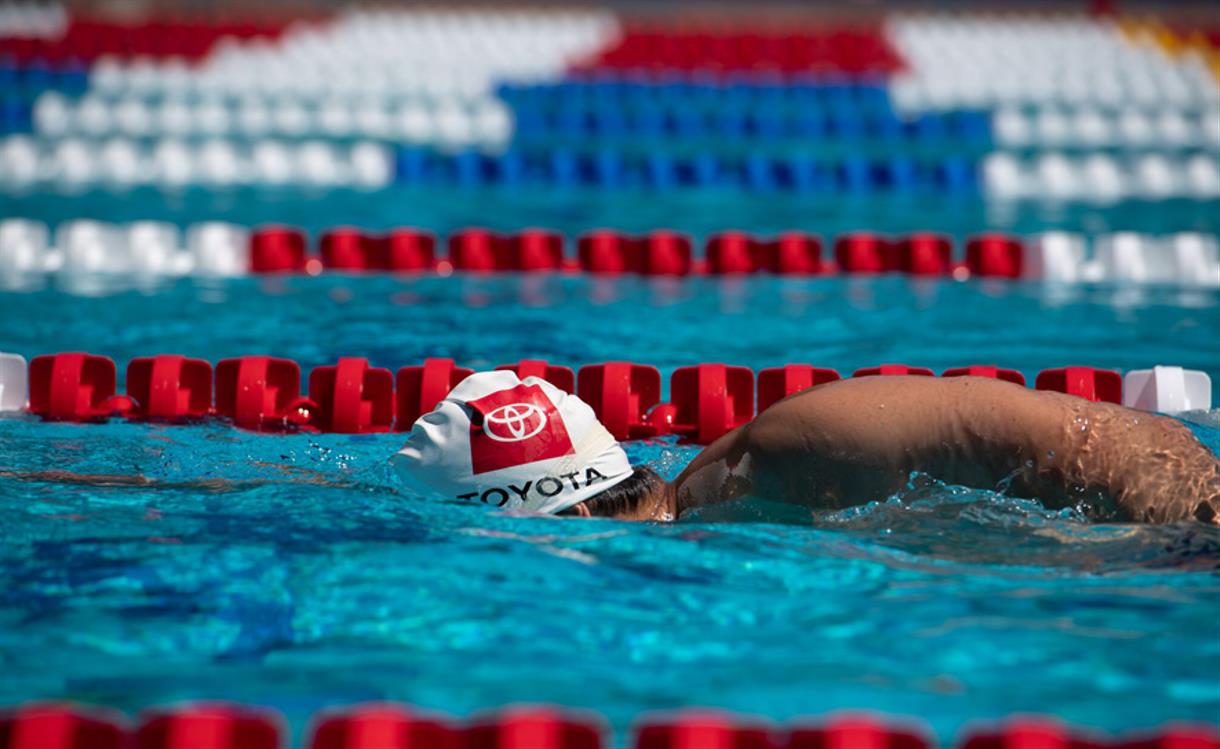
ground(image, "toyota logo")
xmin=483 ymin=402 xmax=548 ymax=443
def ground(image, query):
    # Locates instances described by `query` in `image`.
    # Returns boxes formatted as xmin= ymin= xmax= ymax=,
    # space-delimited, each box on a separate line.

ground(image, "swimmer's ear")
xmin=570 ymin=502 xmax=592 ymax=518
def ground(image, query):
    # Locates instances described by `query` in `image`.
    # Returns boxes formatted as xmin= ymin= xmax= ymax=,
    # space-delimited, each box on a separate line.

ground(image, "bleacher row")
xmin=3 ymin=220 xmax=1217 ymax=285
xmin=886 ymin=16 xmax=1219 ymax=111
xmin=0 ymin=353 xmax=1210 ymax=441
xmin=1 ymin=702 xmax=1216 ymax=749
xmin=3 ymin=9 xmax=1219 ymax=194
xmin=3 ymin=135 xmax=1220 ymax=196
xmin=981 ymin=151 xmax=1220 ymax=201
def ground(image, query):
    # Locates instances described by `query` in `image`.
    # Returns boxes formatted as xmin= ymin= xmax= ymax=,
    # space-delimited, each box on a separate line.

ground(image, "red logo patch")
xmin=467 ymin=383 xmax=574 ymax=475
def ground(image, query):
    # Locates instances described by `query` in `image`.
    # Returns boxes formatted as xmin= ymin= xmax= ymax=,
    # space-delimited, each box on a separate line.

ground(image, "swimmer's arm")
xmin=674 ymin=376 xmax=1220 ymax=523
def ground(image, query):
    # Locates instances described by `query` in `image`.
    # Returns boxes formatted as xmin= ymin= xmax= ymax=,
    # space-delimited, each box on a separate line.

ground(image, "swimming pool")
xmin=2 ymin=267 xmax=1219 ymax=746
xmin=3 ymin=5 xmax=1220 ymax=748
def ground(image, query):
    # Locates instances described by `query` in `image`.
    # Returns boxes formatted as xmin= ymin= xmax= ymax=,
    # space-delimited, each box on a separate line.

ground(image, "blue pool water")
xmin=1 ymin=265 xmax=1219 ymax=745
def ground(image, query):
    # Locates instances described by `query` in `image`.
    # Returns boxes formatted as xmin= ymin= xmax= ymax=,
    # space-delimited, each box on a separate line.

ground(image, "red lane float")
xmin=384 ymin=229 xmax=438 ymax=271
xmin=319 ymin=229 xmax=438 ymax=271
xmin=853 ymin=364 xmax=935 ymax=377
xmin=789 ymin=715 xmax=930 ymax=749
xmin=497 ymin=359 xmax=575 ymax=393
xmin=308 ymin=704 xmax=460 ymax=749
xmin=447 ymin=228 xmax=569 ymax=272
xmin=1035 ymin=366 xmax=1123 ymax=403
xmin=395 ymin=358 xmax=474 ymax=429
xmin=959 ymin=719 xmax=1096 ymax=749
xmin=835 ymin=232 xmax=891 ymax=274
xmin=1113 ymin=726 xmax=1220 ymax=749
xmin=320 ymin=228 xmax=380 ymax=271
xmin=0 ymin=703 xmax=125 ymax=749
xmin=574 ymin=231 xmax=694 ymax=276
xmin=465 ymin=707 xmax=603 ymax=749
xmin=3 ymin=702 xmax=1216 ymax=748
xmin=512 ymin=229 xmax=566 ymax=271
xmin=27 ymin=352 xmax=122 ymax=421
xmin=670 ymin=363 xmax=754 ymax=443
xmin=704 ymin=232 xmax=827 ymax=275
xmin=249 ymin=226 xmax=308 ymax=274
xmin=639 ymin=231 xmax=694 ymax=276
xmin=134 ymin=704 xmax=281 ymax=749
xmin=966 ymin=234 xmax=1024 ymax=278
xmin=17 ymin=353 xmax=1203 ymax=437
xmin=230 ymin=224 xmax=1163 ymax=281
xmin=449 ymin=228 xmax=507 ymax=272
xmin=758 ymin=364 xmax=841 ymax=412
xmin=759 ymin=232 xmax=825 ymax=274
xmin=578 ymin=230 xmax=636 ymax=274
xmin=633 ymin=712 xmax=771 ymax=749
xmin=942 ymin=365 xmax=1026 ymax=385
xmin=706 ymin=231 xmax=758 ymax=274
xmin=893 ymin=233 xmax=953 ymax=276
xmin=576 ymin=362 xmax=664 ymax=441
xmin=309 ymin=357 xmax=395 ymax=433
xmin=214 ymin=356 xmax=308 ymax=429
xmin=125 ymin=355 xmax=213 ymax=420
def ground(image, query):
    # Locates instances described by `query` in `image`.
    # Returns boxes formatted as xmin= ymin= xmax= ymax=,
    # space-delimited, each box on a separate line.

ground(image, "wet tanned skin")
xmin=670 ymin=376 xmax=1220 ymax=524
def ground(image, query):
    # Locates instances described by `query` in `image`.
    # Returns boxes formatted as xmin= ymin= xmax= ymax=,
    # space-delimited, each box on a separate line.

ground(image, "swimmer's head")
xmin=555 ymin=464 xmax=668 ymax=520
xmin=392 ymin=370 xmax=666 ymax=518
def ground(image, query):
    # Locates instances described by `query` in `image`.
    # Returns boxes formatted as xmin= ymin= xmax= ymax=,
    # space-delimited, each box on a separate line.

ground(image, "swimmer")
xmin=393 ymin=371 xmax=1220 ymax=524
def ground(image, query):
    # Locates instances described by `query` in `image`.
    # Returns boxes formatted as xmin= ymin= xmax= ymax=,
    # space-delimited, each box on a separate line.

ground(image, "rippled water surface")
xmin=2 ymin=255 xmax=1220 ymax=745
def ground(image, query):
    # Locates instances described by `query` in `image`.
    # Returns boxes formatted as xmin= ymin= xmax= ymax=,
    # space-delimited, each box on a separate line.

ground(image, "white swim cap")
xmin=391 ymin=370 xmax=634 ymax=514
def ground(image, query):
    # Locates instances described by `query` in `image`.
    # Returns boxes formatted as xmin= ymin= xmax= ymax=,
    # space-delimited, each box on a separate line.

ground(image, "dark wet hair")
xmin=558 ymin=465 xmax=664 ymax=518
